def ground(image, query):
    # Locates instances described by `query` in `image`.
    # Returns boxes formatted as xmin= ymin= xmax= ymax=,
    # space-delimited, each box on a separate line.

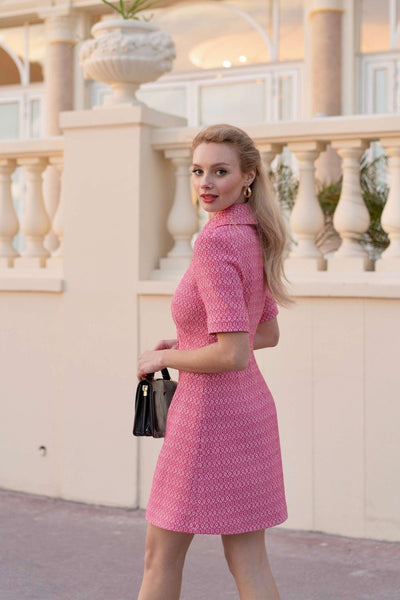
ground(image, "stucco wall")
xmin=1 ymin=290 xmax=399 ymax=541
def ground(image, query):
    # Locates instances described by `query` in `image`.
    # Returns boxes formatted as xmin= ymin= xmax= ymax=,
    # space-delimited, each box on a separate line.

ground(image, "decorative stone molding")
xmin=309 ymin=0 xmax=344 ymax=15
xmin=14 ymin=157 xmax=51 ymax=269
xmin=80 ymin=19 xmax=176 ymax=106
xmin=286 ymin=141 xmax=327 ymax=271
xmin=330 ymin=139 xmax=373 ymax=271
xmin=0 ymin=159 xmax=19 ymax=268
xmin=376 ymin=140 xmax=400 ymax=271
xmin=152 ymin=149 xmax=198 ymax=280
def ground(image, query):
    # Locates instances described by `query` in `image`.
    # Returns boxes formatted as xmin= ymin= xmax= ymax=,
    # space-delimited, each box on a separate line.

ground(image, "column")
xmin=41 ymin=11 xmax=76 ymax=136
xmin=309 ymin=1 xmax=344 ymax=185
xmin=329 ymin=139 xmax=373 ymax=271
xmin=376 ymin=140 xmax=400 ymax=272
xmin=0 ymin=159 xmax=19 ymax=267
xmin=285 ymin=142 xmax=327 ymax=272
xmin=310 ymin=0 xmax=343 ymax=117
xmin=151 ymin=149 xmax=199 ymax=280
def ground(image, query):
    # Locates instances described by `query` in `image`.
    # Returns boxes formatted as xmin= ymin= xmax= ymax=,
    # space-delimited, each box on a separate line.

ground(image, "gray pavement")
xmin=0 ymin=489 xmax=399 ymax=600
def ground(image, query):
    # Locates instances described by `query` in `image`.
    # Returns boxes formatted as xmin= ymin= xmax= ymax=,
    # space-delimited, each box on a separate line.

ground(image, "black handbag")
xmin=133 ymin=368 xmax=177 ymax=438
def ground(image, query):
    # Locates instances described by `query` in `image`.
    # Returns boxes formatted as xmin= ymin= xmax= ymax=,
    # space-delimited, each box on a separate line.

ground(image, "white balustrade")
xmin=330 ymin=140 xmax=374 ymax=271
xmin=376 ymin=141 xmax=400 ymax=271
xmin=15 ymin=157 xmax=51 ymax=268
xmin=152 ymin=149 xmax=198 ymax=280
xmin=286 ymin=142 xmax=327 ymax=271
xmin=0 ymin=159 xmax=19 ymax=268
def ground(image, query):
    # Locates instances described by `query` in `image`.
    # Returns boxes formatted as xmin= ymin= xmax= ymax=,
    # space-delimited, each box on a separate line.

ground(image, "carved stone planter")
xmin=79 ymin=19 xmax=176 ymax=105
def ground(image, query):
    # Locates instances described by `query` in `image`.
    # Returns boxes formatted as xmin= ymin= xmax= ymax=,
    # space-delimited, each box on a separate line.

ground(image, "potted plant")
xmin=79 ymin=0 xmax=176 ymax=105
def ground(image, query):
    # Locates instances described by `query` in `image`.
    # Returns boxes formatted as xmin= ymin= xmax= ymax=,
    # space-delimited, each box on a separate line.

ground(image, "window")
xmin=137 ymin=87 xmax=186 ymax=119
xmin=0 ymin=23 xmax=45 ymax=85
xmin=0 ymin=101 xmax=20 ymax=139
xmin=373 ymin=68 xmax=388 ymax=113
xmin=200 ymin=80 xmax=265 ymax=125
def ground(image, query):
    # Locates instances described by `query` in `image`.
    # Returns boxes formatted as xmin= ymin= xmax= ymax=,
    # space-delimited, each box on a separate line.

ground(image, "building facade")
xmin=1 ymin=0 xmax=400 ymax=140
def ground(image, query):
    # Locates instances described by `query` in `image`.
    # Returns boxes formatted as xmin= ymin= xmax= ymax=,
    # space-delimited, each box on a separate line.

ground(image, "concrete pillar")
xmin=310 ymin=1 xmax=343 ymax=117
xmin=43 ymin=13 xmax=76 ymax=136
xmin=309 ymin=1 xmax=344 ymax=187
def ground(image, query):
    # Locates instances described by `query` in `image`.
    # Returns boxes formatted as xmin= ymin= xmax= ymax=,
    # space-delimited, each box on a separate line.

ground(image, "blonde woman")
xmin=137 ymin=124 xmax=291 ymax=600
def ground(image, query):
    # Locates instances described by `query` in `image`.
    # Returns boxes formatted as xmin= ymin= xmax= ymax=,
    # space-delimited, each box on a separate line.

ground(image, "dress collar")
xmin=204 ymin=202 xmax=258 ymax=230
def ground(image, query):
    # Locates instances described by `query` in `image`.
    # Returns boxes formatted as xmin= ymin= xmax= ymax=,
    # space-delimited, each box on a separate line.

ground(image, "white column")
xmin=285 ymin=142 xmax=327 ymax=272
xmin=15 ymin=158 xmax=51 ymax=268
xmin=329 ymin=139 xmax=373 ymax=271
xmin=0 ymin=159 xmax=19 ymax=267
xmin=152 ymin=149 xmax=198 ymax=280
xmin=39 ymin=10 xmax=76 ymax=136
xmin=376 ymin=141 xmax=400 ymax=271
xmin=47 ymin=156 xmax=64 ymax=269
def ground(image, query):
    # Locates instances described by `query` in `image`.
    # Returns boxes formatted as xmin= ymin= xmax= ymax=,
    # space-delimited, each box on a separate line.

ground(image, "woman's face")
xmin=191 ymin=142 xmax=255 ymax=214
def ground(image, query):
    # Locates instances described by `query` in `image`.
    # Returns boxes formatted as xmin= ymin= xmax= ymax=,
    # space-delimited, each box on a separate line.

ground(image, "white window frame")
xmin=360 ymin=52 xmax=399 ymax=114
xmin=91 ymin=61 xmax=303 ymax=125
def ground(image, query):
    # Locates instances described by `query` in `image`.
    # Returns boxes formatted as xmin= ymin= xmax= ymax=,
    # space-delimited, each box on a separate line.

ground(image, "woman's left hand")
xmin=137 ymin=350 xmax=165 ymax=380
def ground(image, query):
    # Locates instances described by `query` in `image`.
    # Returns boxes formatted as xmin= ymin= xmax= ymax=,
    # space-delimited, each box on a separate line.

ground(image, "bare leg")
xmin=221 ymin=530 xmax=280 ymax=600
xmin=137 ymin=523 xmax=194 ymax=600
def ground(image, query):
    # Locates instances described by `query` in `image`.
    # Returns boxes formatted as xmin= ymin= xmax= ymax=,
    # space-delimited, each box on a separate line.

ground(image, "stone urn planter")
xmin=79 ymin=18 xmax=176 ymax=105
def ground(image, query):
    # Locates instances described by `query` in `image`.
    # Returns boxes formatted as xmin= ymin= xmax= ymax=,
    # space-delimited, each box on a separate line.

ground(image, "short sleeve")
xmin=260 ymin=287 xmax=279 ymax=322
xmin=193 ymin=229 xmax=249 ymax=335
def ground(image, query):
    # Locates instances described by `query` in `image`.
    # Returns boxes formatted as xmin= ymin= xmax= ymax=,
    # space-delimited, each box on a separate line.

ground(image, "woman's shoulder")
xmin=194 ymin=223 xmax=241 ymax=256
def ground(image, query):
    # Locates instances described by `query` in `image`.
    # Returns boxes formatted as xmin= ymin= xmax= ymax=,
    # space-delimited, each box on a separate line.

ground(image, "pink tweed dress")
xmin=146 ymin=202 xmax=287 ymax=535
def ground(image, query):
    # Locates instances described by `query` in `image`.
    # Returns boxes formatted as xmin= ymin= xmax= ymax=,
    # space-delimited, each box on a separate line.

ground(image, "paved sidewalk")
xmin=0 ymin=489 xmax=399 ymax=600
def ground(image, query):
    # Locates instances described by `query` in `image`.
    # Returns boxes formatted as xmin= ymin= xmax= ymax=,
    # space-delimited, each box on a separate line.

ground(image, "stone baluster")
xmin=329 ymin=140 xmax=373 ymax=271
xmin=285 ymin=142 xmax=327 ymax=271
xmin=258 ymin=143 xmax=283 ymax=175
xmin=152 ymin=149 xmax=198 ymax=280
xmin=15 ymin=157 xmax=51 ymax=268
xmin=258 ymin=143 xmax=294 ymax=257
xmin=47 ymin=156 xmax=64 ymax=269
xmin=0 ymin=159 xmax=19 ymax=268
xmin=376 ymin=141 xmax=400 ymax=272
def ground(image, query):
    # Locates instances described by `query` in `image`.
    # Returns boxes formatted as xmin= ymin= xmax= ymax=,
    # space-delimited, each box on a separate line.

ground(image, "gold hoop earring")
xmin=244 ymin=186 xmax=252 ymax=199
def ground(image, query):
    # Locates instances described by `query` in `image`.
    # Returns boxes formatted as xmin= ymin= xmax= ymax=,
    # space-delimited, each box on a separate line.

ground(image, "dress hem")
xmin=145 ymin=512 xmax=288 ymax=536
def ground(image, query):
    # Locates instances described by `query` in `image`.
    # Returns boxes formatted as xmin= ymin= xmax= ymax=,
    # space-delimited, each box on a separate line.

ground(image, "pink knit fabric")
xmin=146 ymin=202 xmax=287 ymax=535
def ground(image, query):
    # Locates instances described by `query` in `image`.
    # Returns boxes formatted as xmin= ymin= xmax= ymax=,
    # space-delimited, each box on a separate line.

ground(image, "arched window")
xmin=0 ymin=23 xmax=45 ymax=139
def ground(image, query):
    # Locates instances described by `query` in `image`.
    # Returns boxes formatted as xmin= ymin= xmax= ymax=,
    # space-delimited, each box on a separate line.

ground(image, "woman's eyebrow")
xmin=191 ymin=162 xmax=231 ymax=167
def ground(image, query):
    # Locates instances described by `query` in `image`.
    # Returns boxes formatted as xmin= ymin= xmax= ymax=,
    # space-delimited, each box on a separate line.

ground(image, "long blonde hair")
xmin=192 ymin=124 xmax=292 ymax=306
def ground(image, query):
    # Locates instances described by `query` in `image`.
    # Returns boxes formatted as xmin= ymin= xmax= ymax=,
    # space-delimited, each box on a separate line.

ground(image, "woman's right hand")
xmin=153 ymin=338 xmax=178 ymax=351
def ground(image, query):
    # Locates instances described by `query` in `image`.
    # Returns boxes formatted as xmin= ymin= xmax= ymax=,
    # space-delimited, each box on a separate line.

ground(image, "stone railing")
xmin=2 ymin=114 xmax=400 ymax=296
xmin=0 ymin=138 xmax=64 ymax=291
xmin=148 ymin=114 xmax=400 ymax=296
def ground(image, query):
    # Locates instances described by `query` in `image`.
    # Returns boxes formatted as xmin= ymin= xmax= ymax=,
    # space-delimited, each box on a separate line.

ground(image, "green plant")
xmin=269 ymin=162 xmax=298 ymax=213
xmin=101 ymin=0 xmax=157 ymax=20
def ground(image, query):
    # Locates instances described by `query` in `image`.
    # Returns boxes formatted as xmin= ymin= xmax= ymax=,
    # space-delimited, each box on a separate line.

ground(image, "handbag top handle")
xmin=147 ymin=368 xmax=171 ymax=381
